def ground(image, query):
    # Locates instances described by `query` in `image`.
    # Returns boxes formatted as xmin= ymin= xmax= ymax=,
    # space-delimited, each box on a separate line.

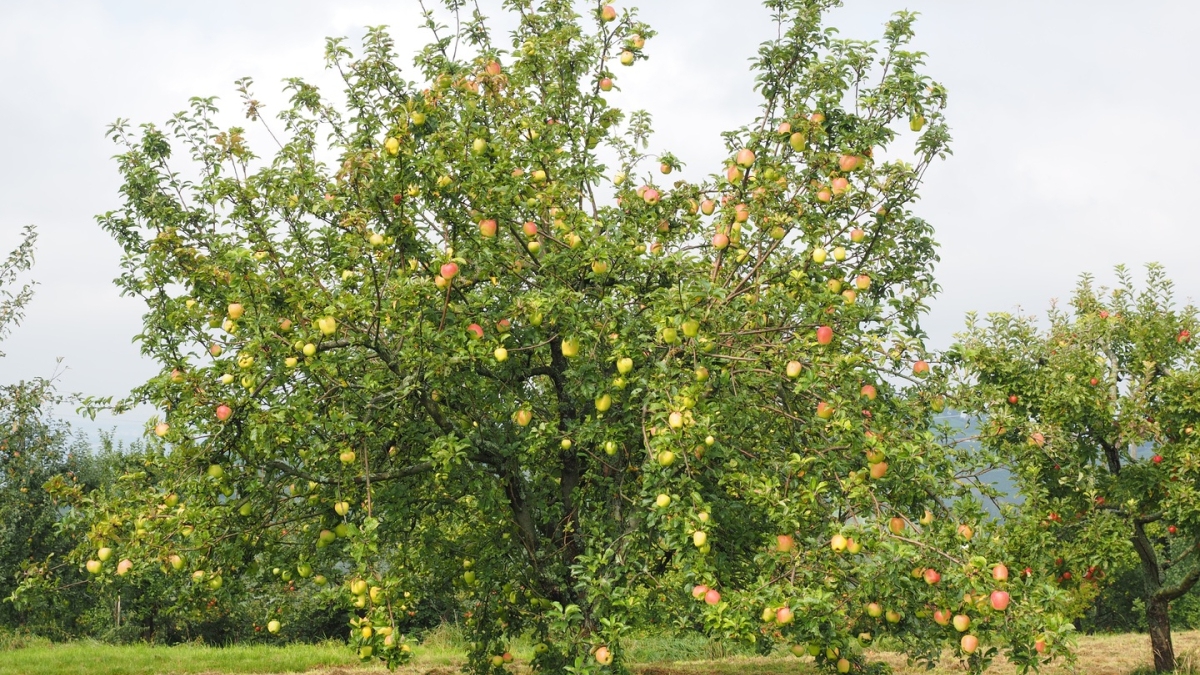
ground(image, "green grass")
xmin=0 ymin=640 xmax=364 ymax=675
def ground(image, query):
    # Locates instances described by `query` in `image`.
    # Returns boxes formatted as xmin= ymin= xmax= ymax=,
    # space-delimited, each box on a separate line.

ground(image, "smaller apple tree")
xmin=947 ymin=264 xmax=1200 ymax=674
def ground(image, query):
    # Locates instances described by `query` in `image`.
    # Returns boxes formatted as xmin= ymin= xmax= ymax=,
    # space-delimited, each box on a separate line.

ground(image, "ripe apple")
xmin=86 ymin=560 xmax=102 ymax=574
xmin=816 ymin=325 xmax=833 ymax=344
xmin=227 ymin=303 xmax=244 ymax=320
xmin=816 ymin=402 xmax=834 ymax=419
xmin=960 ymin=634 xmax=979 ymax=654
xmin=699 ymin=199 xmax=716 ymax=215
xmin=340 ymin=450 xmax=356 ymax=465
xmin=847 ymin=538 xmax=862 ymax=554
xmin=832 ymin=246 xmax=846 ymax=261
xmin=1153 ymin=454 xmax=1163 ymax=464
xmin=866 ymin=602 xmax=883 ymax=618
xmin=494 ymin=347 xmax=508 ymax=362
xmin=952 ymin=614 xmax=970 ymax=632
xmin=885 ymin=610 xmax=901 ymax=624
xmin=776 ymin=606 xmax=794 ymax=625
xmin=990 ymin=590 xmax=1010 ymax=611
xmin=440 ymin=262 xmax=459 ymax=281
xmin=869 ymin=462 xmax=888 ymax=480
xmin=600 ymin=4 xmax=617 ymax=21
xmin=704 ymin=588 xmax=721 ymax=605
xmin=616 ymin=357 xmax=633 ymax=374
xmin=957 ymin=524 xmax=974 ymax=541
xmin=1008 ymin=394 xmax=1019 ymax=404
xmin=592 ymin=260 xmax=609 ymax=274
xmin=695 ymin=366 xmax=709 ymax=382
xmin=561 ymin=338 xmax=580 ymax=358
xmin=335 ymin=501 xmax=350 ymax=517
xmin=599 ymin=77 xmax=613 ymax=91
xmin=786 ymin=361 xmax=802 ymax=378
xmin=924 ymin=568 xmax=941 ymax=585
xmin=516 ymin=409 xmax=533 ymax=426
xmin=712 ymin=232 xmax=730 ymax=249
xmin=933 ymin=609 xmax=950 ymax=626
xmin=861 ymin=384 xmax=877 ymax=400
xmin=655 ymin=494 xmax=670 ymax=508
xmin=691 ymin=584 xmax=708 ymax=600
xmin=888 ymin=517 xmax=905 ymax=534
xmin=595 ymin=394 xmax=612 ymax=412
xmin=993 ymin=564 xmax=1009 ymax=581
xmin=1035 ymin=639 xmax=1046 ymax=654
xmin=98 ymin=547 xmax=114 ymax=562
xmin=838 ymin=154 xmax=859 ymax=172
xmin=735 ymin=149 xmax=756 ymax=168
xmin=831 ymin=177 xmax=850 ymax=194
xmin=920 ymin=509 xmax=934 ymax=525
xmin=467 ymin=323 xmax=484 ymax=340
xmin=850 ymin=228 xmax=865 ymax=243
xmin=855 ymin=274 xmax=871 ymax=290
xmin=913 ymin=360 xmax=929 ymax=376
xmin=837 ymin=658 xmax=850 ymax=673
xmin=668 ymin=411 xmax=684 ymax=429
xmin=154 ymin=423 xmax=170 ymax=437
xmin=777 ymin=535 xmax=794 ymax=552
xmin=830 ymin=534 xmax=848 ymax=552
xmin=479 ymin=219 xmax=497 ymax=237
xmin=642 ymin=188 xmax=660 ymax=205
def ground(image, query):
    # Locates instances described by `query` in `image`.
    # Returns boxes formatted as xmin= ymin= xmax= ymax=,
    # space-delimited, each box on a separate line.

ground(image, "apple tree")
xmin=947 ymin=264 xmax=1200 ymax=674
xmin=29 ymin=1 xmax=1074 ymax=672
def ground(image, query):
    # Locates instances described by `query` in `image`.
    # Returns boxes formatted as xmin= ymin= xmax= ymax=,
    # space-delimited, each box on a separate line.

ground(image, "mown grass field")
xmin=1 ymin=631 xmax=1198 ymax=675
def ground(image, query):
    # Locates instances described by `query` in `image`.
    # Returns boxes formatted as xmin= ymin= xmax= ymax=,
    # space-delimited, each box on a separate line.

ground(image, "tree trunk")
xmin=1146 ymin=597 xmax=1175 ymax=673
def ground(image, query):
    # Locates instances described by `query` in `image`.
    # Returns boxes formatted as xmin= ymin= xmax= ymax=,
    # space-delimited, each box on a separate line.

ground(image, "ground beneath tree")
xmin=297 ymin=632 xmax=1200 ymax=675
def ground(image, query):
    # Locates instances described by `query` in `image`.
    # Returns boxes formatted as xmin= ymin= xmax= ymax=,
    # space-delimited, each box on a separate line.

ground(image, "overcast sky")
xmin=1 ymin=1 xmax=1197 ymax=442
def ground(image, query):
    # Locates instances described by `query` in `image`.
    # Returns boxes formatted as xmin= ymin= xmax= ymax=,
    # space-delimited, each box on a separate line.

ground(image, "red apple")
xmin=952 ymin=614 xmax=970 ymax=632
xmin=735 ymin=148 xmax=756 ymax=168
xmin=1153 ymin=454 xmax=1163 ymax=464
xmin=838 ymin=154 xmax=860 ymax=171
xmin=599 ymin=77 xmax=613 ymax=91
xmin=486 ymin=61 xmax=502 ymax=76
xmin=523 ymin=221 xmax=538 ymax=237
xmin=816 ymin=402 xmax=834 ymax=419
xmin=990 ymin=590 xmax=1010 ymax=611
xmin=642 ymin=188 xmax=660 ymax=205
xmin=216 ymin=404 xmax=232 ymax=422
xmin=479 ymin=219 xmax=497 ymax=237
xmin=599 ymin=4 xmax=617 ymax=21
xmin=776 ymin=535 xmax=794 ymax=552
xmin=691 ymin=584 xmax=708 ymax=600
xmin=831 ymin=176 xmax=850 ymax=194
xmin=776 ymin=607 xmax=794 ymax=625
xmin=860 ymin=384 xmax=877 ymax=400
xmin=888 ymin=517 xmax=905 ymax=534
xmin=923 ymin=568 xmax=941 ymax=585
xmin=933 ymin=609 xmax=950 ymax=626
xmin=961 ymin=634 xmax=979 ymax=654
xmin=992 ymin=564 xmax=1009 ymax=581
xmin=440 ymin=262 xmax=459 ymax=280
xmin=704 ymin=589 xmax=721 ymax=605
xmin=467 ymin=324 xmax=484 ymax=339
xmin=816 ymin=326 xmax=833 ymax=344
xmin=913 ymin=360 xmax=929 ymax=376
xmin=712 ymin=232 xmax=730 ymax=250
xmin=595 ymin=645 xmax=612 ymax=665
xmin=1008 ymin=395 xmax=1019 ymax=404
xmin=1035 ymin=639 xmax=1046 ymax=653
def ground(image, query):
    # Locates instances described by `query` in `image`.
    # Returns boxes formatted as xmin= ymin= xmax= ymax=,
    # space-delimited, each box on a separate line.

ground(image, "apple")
xmin=266 ymin=620 xmax=281 ymax=634
xmin=913 ymin=360 xmax=929 ymax=376
xmin=830 ymin=533 xmax=848 ymax=552
xmin=693 ymin=530 xmax=708 ymax=548
xmin=595 ymin=394 xmax=612 ymax=412
xmin=1008 ymin=394 xmax=1019 ymax=404
xmin=368 ymin=232 xmax=384 ymax=246
xmin=1035 ymin=639 xmax=1046 ymax=654
xmin=712 ymin=232 xmax=730 ymax=249
xmin=562 ymin=338 xmax=580 ymax=358
xmin=662 ymin=327 xmax=679 ymax=344
xmin=786 ymin=361 xmax=802 ymax=378
xmin=642 ymin=188 xmax=660 ymax=205
xmin=777 ymin=535 xmax=794 ymax=552
xmin=691 ymin=584 xmax=708 ymax=600
xmin=695 ymin=366 xmax=710 ymax=382
xmin=494 ymin=347 xmax=508 ymax=362
xmin=599 ymin=77 xmax=613 ymax=91
xmin=888 ymin=517 xmax=905 ymax=534
xmin=957 ymin=524 xmax=974 ymax=541
xmin=866 ymin=602 xmax=883 ymax=618
xmin=961 ymin=634 xmax=979 ymax=654
xmin=207 ymin=464 xmax=225 ymax=479
xmin=885 ymin=610 xmax=901 ymax=624
xmin=86 ymin=560 xmax=102 ymax=574
xmin=302 ymin=343 xmax=317 ymax=357
xmin=658 ymin=450 xmax=675 ymax=466
xmin=600 ymin=4 xmax=617 ymax=21
xmin=153 ymin=422 xmax=170 ymax=438
xmin=993 ymin=564 xmax=1009 ymax=581
xmin=682 ymin=319 xmax=700 ymax=338
xmin=924 ymin=568 xmax=941 ymax=585
xmin=1153 ymin=454 xmax=1163 ymax=464
xmin=467 ymin=323 xmax=484 ymax=340
xmin=655 ymin=494 xmax=670 ymax=508
xmin=832 ymin=246 xmax=846 ymax=261
xmin=837 ymin=658 xmax=850 ymax=673
xmin=668 ymin=411 xmax=684 ymax=429
xmin=789 ymin=644 xmax=806 ymax=657
xmin=605 ymin=441 xmax=618 ymax=455
xmin=861 ymin=384 xmax=877 ymax=400
xmin=617 ymin=357 xmax=633 ymax=374
xmin=839 ymin=154 xmax=859 ymax=172
xmin=228 ymin=303 xmax=244 ymax=320
xmin=776 ymin=606 xmax=794 ymax=625
xmin=1178 ymin=329 xmax=1191 ymax=343
xmin=97 ymin=547 xmax=114 ymax=562
xmin=814 ymin=325 xmax=834 ymax=344
xmin=735 ymin=149 xmax=756 ymax=168
xmin=700 ymin=199 xmax=716 ymax=215
xmin=335 ymin=501 xmax=350 ymax=517
xmin=164 ymin=494 xmax=178 ymax=508
xmin=1169 ymin=525 xmax=1177 ymax=534
xmin=440 ymin=262 xmax=459 ymax=281
xmin=812 ymin=247 xmax=827 ymax=263
xmin=479 ymin=219 xmax=497 ymax=237
xmin=850 ymin=228 xmax=865 ymax=243
xmin=704 ymin=588 xmax=721 ymax=605
xmin=933 ymin=609 xmax=950 ymax=626
xmin=816 ymin=402 xmax=834 ymax=419
xmin=831 ymin=177 xmax=850 ymax=194
xmin=855 ymin=274 xmax=871 ymax=291
xmin=869 ymin=462 xmax=888 ymax=479
xmin=990 ymin=590 xmax=1010 ymax=611
xmin=169 ymin=554 xmax=185 ymax=571
xmin=847 ymin=538 xmax=862 ymax=554
xmin=516 ymin=409 xmax=533 ymax=426
xmin=340 ymin=450 xmax=356 ymax=465
xmin=209 ymin=343 xmax=223 ymax=357
xmin=209 ymin=576 xmax=223 ymax=590
xmin=952 ymin=614 xmax=970 ymax=632
xmin=592 ymin=260 xmax=609 ymax=274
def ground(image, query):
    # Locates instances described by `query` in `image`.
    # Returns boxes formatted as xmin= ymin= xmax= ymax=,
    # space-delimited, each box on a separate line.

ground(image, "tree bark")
xmin=1146 ymin=596 xmax=1175 ymax=673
